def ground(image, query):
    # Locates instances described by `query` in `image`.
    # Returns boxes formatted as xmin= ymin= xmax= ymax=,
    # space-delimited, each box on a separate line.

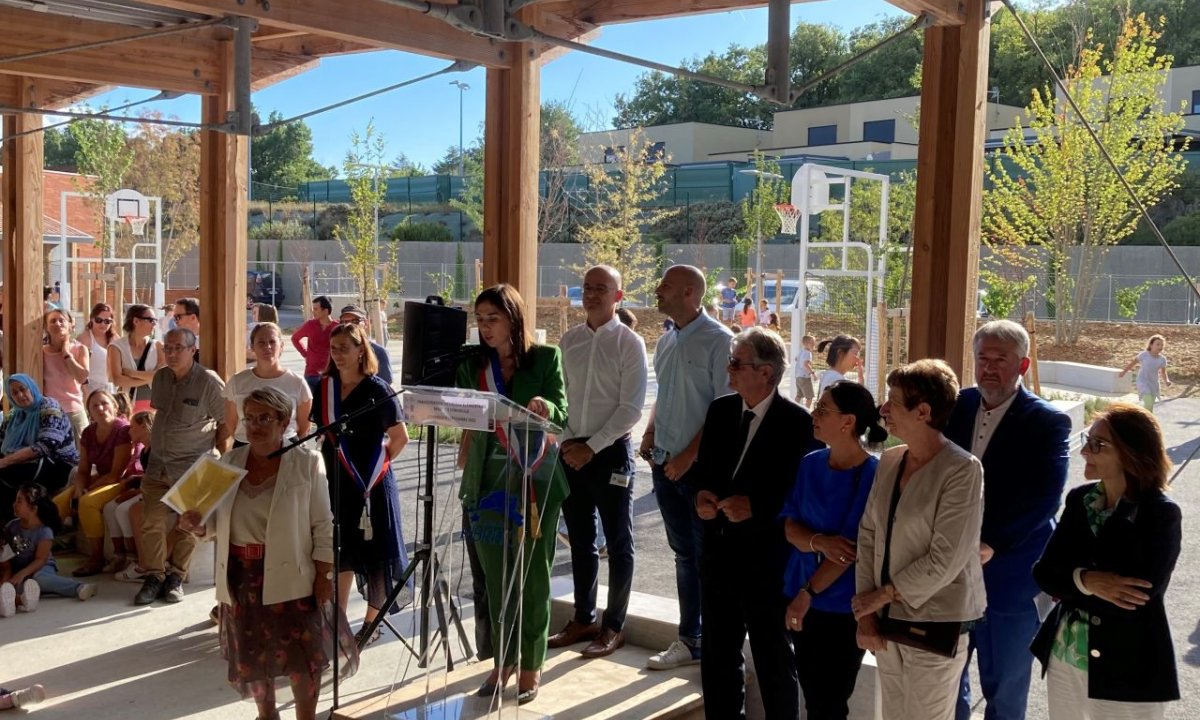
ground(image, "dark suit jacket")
xmin=945 ymin=386 xmax=1071 ymax=610
xmin=1031 ymin=484 xmax=1180 ymax=702
xmin=693 ymin=391 xmax=816 ymax=593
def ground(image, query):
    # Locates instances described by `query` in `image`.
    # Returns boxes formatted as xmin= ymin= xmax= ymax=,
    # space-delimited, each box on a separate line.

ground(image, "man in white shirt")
xmin=548 ymin=265 xmax=648 ymax=659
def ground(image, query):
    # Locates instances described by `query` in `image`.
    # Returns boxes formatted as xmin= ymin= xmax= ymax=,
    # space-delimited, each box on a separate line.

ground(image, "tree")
xmin=43 ymin=127 xmax=80 ymax=170
xmin=334 ymin=121 xmax=389 ymax=307
xmin=251 ymin=110 xmax=333 ymax=193
xmin=738 ymin=151 xmax=788 ymax=291
xmin=125 ymin=117 xmax=201 ymax=277
xmin=432 ymin=143 xmax=484 ymax=175
xmin=71 ymin=115 xmax=133 ymax=271
xmin=834 ymin=18 xmax=924 ymax=103
xmin=577 ymin=129 xmax=670 ymax=300
xmin=983 ymin=15 xmax=1189 ymax=344
xmin=540 ymin=101 xmax=584 ymax=244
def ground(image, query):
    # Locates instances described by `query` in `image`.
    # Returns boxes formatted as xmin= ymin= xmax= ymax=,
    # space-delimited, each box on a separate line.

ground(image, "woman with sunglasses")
xmin=109 ymin=304 xmax=164 ymax=413
xmin=42 ymin=308 xmax=90 ymax=444
xmin=1032 ymin=404 xmax=1181 ymax=719
xmin=78 ymin=303 xmax=117 ymax=394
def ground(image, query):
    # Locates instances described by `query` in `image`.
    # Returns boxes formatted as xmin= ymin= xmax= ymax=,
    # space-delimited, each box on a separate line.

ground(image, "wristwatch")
xmin=325 ymin=570 xmax=334 ymax=580
xmin=800 ymin=583 xmax=817 ymax=598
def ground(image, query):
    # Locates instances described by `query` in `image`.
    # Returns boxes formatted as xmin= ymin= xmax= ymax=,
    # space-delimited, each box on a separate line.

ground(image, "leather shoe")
xmin=581 ymin=628 xmax=625 ymax=658
xmin=547 ymin=619 xmax=600 ymax=649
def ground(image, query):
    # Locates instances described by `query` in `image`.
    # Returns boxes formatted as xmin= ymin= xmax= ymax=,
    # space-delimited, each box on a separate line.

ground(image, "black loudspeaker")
xmin=402 ymin=296 xmax=469 ymax=387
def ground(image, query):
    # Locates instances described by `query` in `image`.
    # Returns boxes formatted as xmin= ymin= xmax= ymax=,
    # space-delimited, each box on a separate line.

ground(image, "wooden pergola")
xmin=1 ymin=0 xmax=987 ymax=384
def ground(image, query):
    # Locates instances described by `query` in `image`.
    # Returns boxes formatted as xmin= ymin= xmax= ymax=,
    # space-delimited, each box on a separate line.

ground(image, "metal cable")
xmin=1001 ymin=0 xmax=1200 ymax=304
xmin=0 ymin=17 xmax=229 ymax=65
xmin=0 ymin=91 xmax=180 ymax=143
xmin=0 ymin=104 xmax=211 ymax=130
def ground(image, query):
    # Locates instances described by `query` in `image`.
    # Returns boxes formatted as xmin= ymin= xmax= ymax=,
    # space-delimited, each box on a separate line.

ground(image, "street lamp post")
xmin=738 ymin=167 xmax=785 ymax=312
xmin=449 ymin=80 xmax=470 ymax=247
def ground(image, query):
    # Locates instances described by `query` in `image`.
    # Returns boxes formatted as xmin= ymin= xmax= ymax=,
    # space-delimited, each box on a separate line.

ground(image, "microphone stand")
xmin=270 ymin=379 xmax=409 ymax=719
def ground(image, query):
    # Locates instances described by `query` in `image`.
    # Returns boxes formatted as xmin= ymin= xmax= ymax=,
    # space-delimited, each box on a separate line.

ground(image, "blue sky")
xmin=86 ymin=0 xmax=902 ymax=173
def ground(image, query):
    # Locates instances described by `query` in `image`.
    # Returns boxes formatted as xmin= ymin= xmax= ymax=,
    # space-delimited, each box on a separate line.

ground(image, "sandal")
xmin=517 ymin=669 xmax=540 ymax=706
xmin=477 ymin=665 xmax=516 ymax=697
xmin=354 ymin=625 xmax=381 ymax=648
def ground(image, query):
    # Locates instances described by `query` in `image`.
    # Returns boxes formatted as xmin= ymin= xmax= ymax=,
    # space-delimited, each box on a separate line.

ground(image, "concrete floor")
xmin=5 ymin=336 xmax=1200 ymax=718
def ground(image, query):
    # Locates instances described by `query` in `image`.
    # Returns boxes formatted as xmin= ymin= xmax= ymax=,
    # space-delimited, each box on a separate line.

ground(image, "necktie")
xmin=737 ymin=409 xmax=756 ymax=456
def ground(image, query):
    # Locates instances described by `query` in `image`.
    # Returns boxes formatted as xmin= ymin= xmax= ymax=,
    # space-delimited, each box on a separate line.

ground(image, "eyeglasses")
xmin=341 ymin=317 xmax=364 ymax=325
xmin=811 ymin=403 xmax=843 ymax=418
xmin=173 ymin=313 xmax=194 ymax=321
xmin=727 ymin=356 xmax=763 ymax=371
xmin=93 ymin=317 xmax=113 ymax=325
xmin=162 ymin=344 xmax=194 ymax=354
xmin=135 ymin=315 xmax=156 ymax=322
xmin=242 ymin=413 xmax=281 ymax=427
xmin=1081 ymin=432 xmax=1110 ymax=453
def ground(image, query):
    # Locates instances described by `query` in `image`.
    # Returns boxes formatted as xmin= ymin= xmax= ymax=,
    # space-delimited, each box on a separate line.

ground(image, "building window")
xmin=807 ymin=124 xmax=837 ymax=146
xmin=645 ymin=141 xmax=666 ymax=162
xmin=1192 ymin=89 xmax=1200 ymax=114
xmin=863 ymin=119 xmax=896 ymax=143
xmin=603 ymin=146 xmax=625 ymax=163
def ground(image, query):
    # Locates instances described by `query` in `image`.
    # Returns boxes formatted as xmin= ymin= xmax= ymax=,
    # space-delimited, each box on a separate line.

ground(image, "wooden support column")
xmin=483 ymin=14 xmax=541 ymax=326
xmin=2 ymin=78 xmax=45 ymax=387
xmin=907 ymin=0 xmax=991 ymax=381
xmin=198 ymin=42 xmax=248 ymax=379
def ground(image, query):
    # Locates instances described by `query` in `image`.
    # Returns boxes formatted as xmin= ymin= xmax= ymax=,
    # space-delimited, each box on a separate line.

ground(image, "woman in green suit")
xmin=457 ymin=284 xmax=568 ymax=705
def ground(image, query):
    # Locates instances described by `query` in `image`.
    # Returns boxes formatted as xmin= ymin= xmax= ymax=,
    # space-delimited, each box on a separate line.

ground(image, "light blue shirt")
xmin=652 ymin=311 xmax=733 ymax=456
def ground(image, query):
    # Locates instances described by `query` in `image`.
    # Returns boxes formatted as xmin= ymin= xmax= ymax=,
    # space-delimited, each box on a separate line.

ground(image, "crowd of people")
xmin=0 ymin=273 xmax=1185 ymax=720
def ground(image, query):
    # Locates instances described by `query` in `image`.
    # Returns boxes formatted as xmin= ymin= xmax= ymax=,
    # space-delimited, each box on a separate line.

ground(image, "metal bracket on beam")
xmin=375 ymin=0 xmax=484 ymax=34
xmin=764 ymin=0 xmax=791 ymax=105
xmin=224 ymin=16 xmax=258 ymax=136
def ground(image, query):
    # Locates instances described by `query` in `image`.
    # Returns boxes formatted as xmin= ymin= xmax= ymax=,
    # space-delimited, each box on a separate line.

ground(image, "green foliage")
xmin=70 ymin=115 xmax=133 ymax=263
xmin=427 ymin=271 xmax=455 ymax=304
xmin=43 ymin=127 xmax=80 ymax=169
xmin=125 ymin=118 xmax=201 ymax=276
xmin=979 ymin=271 xmax=1039 ymax=319
xmin=1113 ymin=275 xmax=1197 ymax=318
xmin=983 ymin=15 xmax=1189 ymax=344
xmin=651 ymin=201 xmax=745 ymax=244
xmin=454 ymin=242 xmax=467 ymax=300
xmin=1123 ymin=211 xmax=1200 ymax=245
xmin=334 ymin=120 xmax=389 ymax=306
xmin=702 ymin=266 xmax=726 ymax=310
xmin=252 ymin=110 xmax=334 ymax=191
xmin=577 ymin=128 xmax=670 ymax=299
xmin=249 ymin=219 xmax=312 ymax=241
xmin=390 ymin=221 xmax=453 ymax=243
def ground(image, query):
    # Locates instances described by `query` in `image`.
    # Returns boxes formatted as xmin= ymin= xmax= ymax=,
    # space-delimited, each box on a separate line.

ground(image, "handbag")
xmin=876 ymin=451 xmax=963 ymax=658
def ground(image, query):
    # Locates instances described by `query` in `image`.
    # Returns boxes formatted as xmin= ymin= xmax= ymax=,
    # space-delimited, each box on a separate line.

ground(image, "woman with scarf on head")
xmin=0 ymin=374 xmax=80 ymax=523
xmin=309 ymin=322 xmax=408 ymax=648
xmin=456 ymin=283 xmax=568 ymax=706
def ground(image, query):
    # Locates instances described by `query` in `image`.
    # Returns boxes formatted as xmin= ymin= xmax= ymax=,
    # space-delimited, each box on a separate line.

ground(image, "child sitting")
xmin=1 ymin=483 xmax=97 ymax=616
xmin=0 ymin=684 xmax=46 ymax=710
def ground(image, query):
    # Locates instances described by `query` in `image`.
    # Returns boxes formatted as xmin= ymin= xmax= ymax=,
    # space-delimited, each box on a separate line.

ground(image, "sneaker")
xmin=19 ymin=579 xmax=39 ymax=613
xmin=11 ymin=684 xmax=46 ymax=708
xmin=116 ymin=564 xmax=149 ymax=583
xmin=162 ymin=573 xmax=184 ymax=603
xmin=101 ymin=554 xmax=129 ymax=574
xmin=0 ymin=583 xmax=15 ymax=618
xmin=78 ymin=583 xmax=98 ymax=601
xmin=134 ymin=576 xmax=164 ymax=606
xmin=646 ymin=640 xmax=700 ymax=670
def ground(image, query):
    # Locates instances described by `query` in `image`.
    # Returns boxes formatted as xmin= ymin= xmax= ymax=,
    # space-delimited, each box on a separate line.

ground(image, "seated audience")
xmin=1 ymin=483 xmax=97 ymax=617
xmin=103 ymin=410 xmax=153 ymax=578
xmin=0 ymin=375 xmax=80 ymax=521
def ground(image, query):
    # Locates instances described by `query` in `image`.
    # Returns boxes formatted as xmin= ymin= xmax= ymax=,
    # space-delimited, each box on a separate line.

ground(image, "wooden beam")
xmin=907 ymin=0 xmax=989 ymax=379
xmin=138 ymin=0 xmax=510 ymax=68
xmin=249 ymin=46 xmax=322 ymax=90
xmin=198 ymin=41 xmax=248 ymax=379
xmin=0 ymin=6 xmax=222 ymax=95
xmin=537 ymin=0 xmax=819 ymax=27
xmin=1 ymin=77 xmax=46 ymax=389
xmin=251 ymin=34 xmax=376 ymax=58
xmin=885 ymin=0 xmax=966 ymax=26
xmin=0 ymin=77 xmax=110 ymax=110
xmin=483 ymin=12 xmax=542 ymax=326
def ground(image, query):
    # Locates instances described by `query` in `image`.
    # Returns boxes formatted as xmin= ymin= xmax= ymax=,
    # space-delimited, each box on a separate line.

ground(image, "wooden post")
xmin=474 ymin=258 xmax=483 ymax=298
xmin=2 ymin=77 xmax=45 ymax=388
xmin=114 ymin=266 xmax=126 ymax=313
xmin=301 ymin=263 xmax=313 ymax=319
xmin=558 ymin=284 xmax=569 ymax=336
xmin=1024 ymin=310 xmax=1041 ymax=395
xmin=199 ymin=40 xmax=248 ymax=378
xmin=483 ymin=15 xmax=541 ymax=327
xmin=775 ymin=270 xmax=783 ymax=316
xmin=890 ymin=308 xmax=904 ymax=372
xmin=876 ymin=301 xmax=888 ymax=398
xmin=907 ymin=0 xmax=991 ymax=383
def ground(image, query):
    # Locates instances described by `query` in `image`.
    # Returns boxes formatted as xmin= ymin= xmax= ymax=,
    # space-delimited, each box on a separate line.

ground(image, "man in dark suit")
xmin=694 ymin=326 xmax=815 ymax=720
xmin=947 ymin=320 xmax=1072 ymax=720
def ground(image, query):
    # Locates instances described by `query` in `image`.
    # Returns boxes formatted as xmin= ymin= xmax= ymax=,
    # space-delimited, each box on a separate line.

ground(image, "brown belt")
xmin=230 ymin=543 xmax=264 ymax=560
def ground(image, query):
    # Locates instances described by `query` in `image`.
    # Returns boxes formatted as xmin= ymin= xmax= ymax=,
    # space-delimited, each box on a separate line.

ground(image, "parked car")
xmin=247 ymin=270 xmax=285 ymax=307
xmin=567 ymin=286 xmax=582 ymax=307
xmin=739 ymin=279 xmax=829 ymax=316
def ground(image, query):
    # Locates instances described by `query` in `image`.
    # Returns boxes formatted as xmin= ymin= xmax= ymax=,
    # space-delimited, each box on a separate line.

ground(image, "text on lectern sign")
xmin=402 ymin=392 xmax=492 ymax=431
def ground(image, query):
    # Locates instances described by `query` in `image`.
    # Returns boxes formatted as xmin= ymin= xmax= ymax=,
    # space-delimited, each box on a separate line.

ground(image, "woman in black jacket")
xmin=1031 ymin=402 xmax=1180 ymax=719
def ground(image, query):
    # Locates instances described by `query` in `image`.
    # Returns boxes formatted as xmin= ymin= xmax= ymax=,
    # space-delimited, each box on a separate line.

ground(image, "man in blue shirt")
xmin=718 ymin=277 xmax=739 ymax=323
xmin=639 ymin=265 xmax=732 ymax=670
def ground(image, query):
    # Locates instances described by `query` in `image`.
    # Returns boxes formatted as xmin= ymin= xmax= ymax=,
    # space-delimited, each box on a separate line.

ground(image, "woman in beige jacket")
xmin=852 ymin=359 xmax=986 ymax=720
xmin=181 ymin=387 xmax=356 ymax=720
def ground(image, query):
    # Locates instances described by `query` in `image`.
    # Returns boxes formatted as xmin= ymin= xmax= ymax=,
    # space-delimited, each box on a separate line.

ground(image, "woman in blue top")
xmin=780 ymin=380 xmax=887 ymax=720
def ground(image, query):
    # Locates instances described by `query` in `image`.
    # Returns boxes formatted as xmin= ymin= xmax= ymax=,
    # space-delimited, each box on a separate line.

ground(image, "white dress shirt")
xmin=733 ymin=392 xmax=775 ymax=477
xmin=560 ymin=315 xmax=649 ymax=453
xmin=970 ymin=389 xmax=1019 ymax=460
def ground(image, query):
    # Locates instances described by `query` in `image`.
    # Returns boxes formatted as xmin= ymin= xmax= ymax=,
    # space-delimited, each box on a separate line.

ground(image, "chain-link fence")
xmin=986 ymin=272 xmax=1200 ymax=325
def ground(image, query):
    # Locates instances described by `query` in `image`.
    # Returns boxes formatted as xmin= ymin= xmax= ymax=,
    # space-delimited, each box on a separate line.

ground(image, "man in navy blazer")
xmin=947 ymin=320 xmax=1072 ymax=720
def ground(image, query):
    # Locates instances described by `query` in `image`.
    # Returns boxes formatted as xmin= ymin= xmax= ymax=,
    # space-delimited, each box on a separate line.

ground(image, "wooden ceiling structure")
xmin=1 ymin=0 xmax=989 ymax=384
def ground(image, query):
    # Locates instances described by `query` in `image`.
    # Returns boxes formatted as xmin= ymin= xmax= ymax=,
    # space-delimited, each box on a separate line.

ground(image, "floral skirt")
xmin=219 ymin=555 xmax=359 ymax=700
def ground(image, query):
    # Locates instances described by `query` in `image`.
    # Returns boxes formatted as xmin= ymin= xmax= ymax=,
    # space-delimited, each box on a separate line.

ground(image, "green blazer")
xmin=455 ymin=344 xmax=568 ymax=505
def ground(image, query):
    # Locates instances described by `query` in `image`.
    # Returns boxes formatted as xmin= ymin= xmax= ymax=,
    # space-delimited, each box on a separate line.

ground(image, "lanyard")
xmin=322 ymin=375 xmax=389 ymax=540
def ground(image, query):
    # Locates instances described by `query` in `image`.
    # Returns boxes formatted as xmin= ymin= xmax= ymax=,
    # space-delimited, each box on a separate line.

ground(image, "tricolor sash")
xmin=478 ymin=352 xmax=546 ymax=539
xmin=322 ymin=375 xmax=389 ymax=541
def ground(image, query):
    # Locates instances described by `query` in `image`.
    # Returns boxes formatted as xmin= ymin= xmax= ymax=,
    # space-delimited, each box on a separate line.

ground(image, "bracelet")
xmin=808 ymin=533 xmax=823 ymax=553
xmin=800 ymin=582 xmax=817 ymax=598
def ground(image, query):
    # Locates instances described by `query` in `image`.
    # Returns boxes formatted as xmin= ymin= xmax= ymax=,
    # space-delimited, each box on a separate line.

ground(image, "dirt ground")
xmin=394 ymin=304 xmax=1200 ymax=390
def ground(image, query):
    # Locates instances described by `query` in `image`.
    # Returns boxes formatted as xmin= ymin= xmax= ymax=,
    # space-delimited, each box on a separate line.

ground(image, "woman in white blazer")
xmin=851 ymin=359 xmax=986 ymax=720
xmin=181 ymin=387 xmax=356 ymax=720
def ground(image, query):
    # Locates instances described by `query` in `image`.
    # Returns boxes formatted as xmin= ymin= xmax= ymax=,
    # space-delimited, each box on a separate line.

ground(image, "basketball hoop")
xmin=123 ymin=216 xmax=149 ymax=237
xmin=775 ymin=203 xmax=801 ymax=235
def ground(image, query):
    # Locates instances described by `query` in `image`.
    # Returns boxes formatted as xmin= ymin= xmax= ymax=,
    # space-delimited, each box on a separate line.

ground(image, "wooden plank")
xmin=537 ymin=0 xmax=823 ymax=27
xmin=0 ymin=6 xmax=222 ymax=95
xmin=251 ymin=34 xmax=376 ymax=57
xmin=198 ymin=40 xmax=248 ymax=379
xmin=885 ymin=0 xmax=965 ymax=26
xmin=482 ymin=11 xmax=542 ymax=326
xmin=0 ymin=76 xmax=110 ymax=110
xmin=1 ymin=77 xmax=46 ymax=389
xmin=139 ymin=0 xmax=510 ymax=68
xmin=907 ymin=0 xmax=989 ymax=380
